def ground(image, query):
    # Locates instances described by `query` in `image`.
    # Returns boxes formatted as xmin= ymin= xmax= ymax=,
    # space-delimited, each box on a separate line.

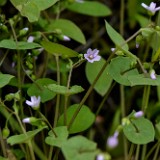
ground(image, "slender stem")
xmin=144 ymin=142 xmax=159 ymax=160
xmin=15 ymin=113 xmax=36 ymax=160
xmin=68 ymin=52 xmax=115 ymax=130
xmin=54 ymin=55 xmax=60 ymax=127
xmin=120 ymin=0 xmax=124 ymax=36
xmin=153 ymin=143 xmax=160 ymax=160
xmin=32 ymin=141 xmax=48 ymax=160
xmin=135 ymin=145 xmax=140 ymax=160
xmin=96 ymin=81 xmax=116 ymax=116
xmin=141 ymin=145 xmax=147 ymax=160
xmin=142 ymin=86 xmax=150 ymax=112
xmin=64 ymin=65 xmax=73 ymax=125
xmin=0 ymin=127 xmax=7 ymax=157
xmin=38 ymin=111 xmax=57 ymax=137
xmin=128 ymin=143 xmax=135 ymax=160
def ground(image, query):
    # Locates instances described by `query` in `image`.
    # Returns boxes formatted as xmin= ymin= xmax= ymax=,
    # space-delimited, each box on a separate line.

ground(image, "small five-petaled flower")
xmin=141 ymin=2 xmax=160 ymax=15
xmin=84 ymin=48 xmax=101 ymax=63
xmin=26 ymin=96 xmax=41 ymax=110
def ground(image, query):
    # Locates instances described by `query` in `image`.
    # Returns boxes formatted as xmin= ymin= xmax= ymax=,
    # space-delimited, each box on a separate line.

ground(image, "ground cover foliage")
xmin=0 ymin=0 xmax=160 ymax=160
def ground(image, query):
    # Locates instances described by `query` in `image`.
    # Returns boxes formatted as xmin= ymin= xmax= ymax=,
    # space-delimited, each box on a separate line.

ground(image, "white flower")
xmin=141 ymin=2 xmax=160 ymax=15
xmin=96 ymin=154 xmax=104 ymax=160
xmin=23 ymin=27 xmax=29 ymax=31
xmin=134 ymin=111 xmax=144 ymax=118
xmin=150 ymin=69 xmax=156 ymax=80
xmin=84 ymin=48 xmax=101 ymax=63
xmin=22 ymin=118 xmax=30 ymax=123
xmin=26 ymin=96 xmax=41 ymax=109
xmin=107 ymin=131 xmax=119 ymax=148
xmin=27 ymin=36 xmax=35 ymax=43
xmin=63 ymin=35 xmax=71 ymax=41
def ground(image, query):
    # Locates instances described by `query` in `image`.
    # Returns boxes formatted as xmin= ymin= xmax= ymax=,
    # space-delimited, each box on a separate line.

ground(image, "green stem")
xmin=0 ymin=127 xmax=7 ymax=157
xmin=54 ymin=55 xmax=60 ymax=127
xmin=15 ymin=113 xmax=36 ymax=160
xmin=68 ymin=52 xmax=115 ymax=130
xmin=38 ymin=111 xmax=57 ymax=137
xmin=144 ymin=142 xmax=159 ymax=160
xmin=142 ymin=86 xmax=150 ymax=112
xmin=141 ymin=145 xmax=147 ymax=160
xmin=128 ymin=143 xmax=135 ymax=160
xmin=95 ymin=81 xmax=116 ymax=116
xmin=64 ymin=65 xmax=73 ymax=125
xmin=153 ymin=143 xmax=160 ymax=160
xmin=120 ymin=0 xmax=124 ymax=36
xmin=120 ymin=85 xmax=128 ymax=160
xmin=33 ymin=142 xmax=48 ymax=160
xmin=135 ymin=145 xmax=140 ymax=160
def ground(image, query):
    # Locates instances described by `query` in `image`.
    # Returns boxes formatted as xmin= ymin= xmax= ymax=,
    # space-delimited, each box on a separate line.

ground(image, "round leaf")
xmin=27 ymin=78 xmax=56 ymax=103
xmin=123 ymin=117 xmax=155 ymax=144
xmin=57 ymin=104 xmax=95 ymax=134
xmin=85 ymin=57 xmax=112 ymax=96
xmin=108 ymin=56 xmax=139 ymax=86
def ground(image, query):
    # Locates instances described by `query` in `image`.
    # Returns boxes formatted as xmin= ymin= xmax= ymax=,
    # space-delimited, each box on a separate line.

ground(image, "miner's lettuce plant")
xmin=0 ymin=0 xmax=160 ymax=160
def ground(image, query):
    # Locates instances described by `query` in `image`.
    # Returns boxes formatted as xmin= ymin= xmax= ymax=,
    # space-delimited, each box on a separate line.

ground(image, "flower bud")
xmin=2 ymin=127 xmax=10 ymax=139
xmin=19 ymin=27 xmax=29 ymax=36
xmin=134 ymin=111 xmax=144 ymax=118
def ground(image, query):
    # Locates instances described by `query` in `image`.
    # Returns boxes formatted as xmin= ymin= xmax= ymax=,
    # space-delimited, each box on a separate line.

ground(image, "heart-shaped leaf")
xmin=57 ymin=104 xmax=95 ymax=134
xmin=62 ymin=136 xmax=98 ymax=160
xmin=45 ymin=126 xmax=69 ymax=148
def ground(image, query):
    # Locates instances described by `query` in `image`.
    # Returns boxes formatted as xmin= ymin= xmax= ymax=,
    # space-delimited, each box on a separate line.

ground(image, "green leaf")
xmin=105 ymin=20 xmax=128 ymax=50
xmin=7 ymin=127 xmax=47 ymax=145
xmin=67 ymin=1 xmax=111 ymax=17
xmin=27 ymin=78 xmax=56 ymax=103
xmin=0 ymin=39 xmax=41 ymax=49
xmin=46 ymin=84 xmax=84 ymax=95
xmin=41 ymin=40 xmax=78 ymax=58
xmin=107 ymin=56 xmax=139 ymax=86
xmin=47 ymin=19 xmax=86 ymax=44
xmin=0 ymin=74 xmax=14 ymax=88
xmin=85 ymin=57 xmax=112 ymax=96
xmin=123 ymin=117 xmax=155 ymax=144
xmin=128 ymin=74 xmax=160 ymax=86
xmin=45 ymin=126 xmax=69 ymax=147
xmin=62 ymin=136 xmax=98 ymax=160
xmin=10 ymin=0 xmax=58 ymax=22
xmin=57 ymin=104 xmax=95 ymax=134
xmin=0 ymin=156 xmax=8 ymax=160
